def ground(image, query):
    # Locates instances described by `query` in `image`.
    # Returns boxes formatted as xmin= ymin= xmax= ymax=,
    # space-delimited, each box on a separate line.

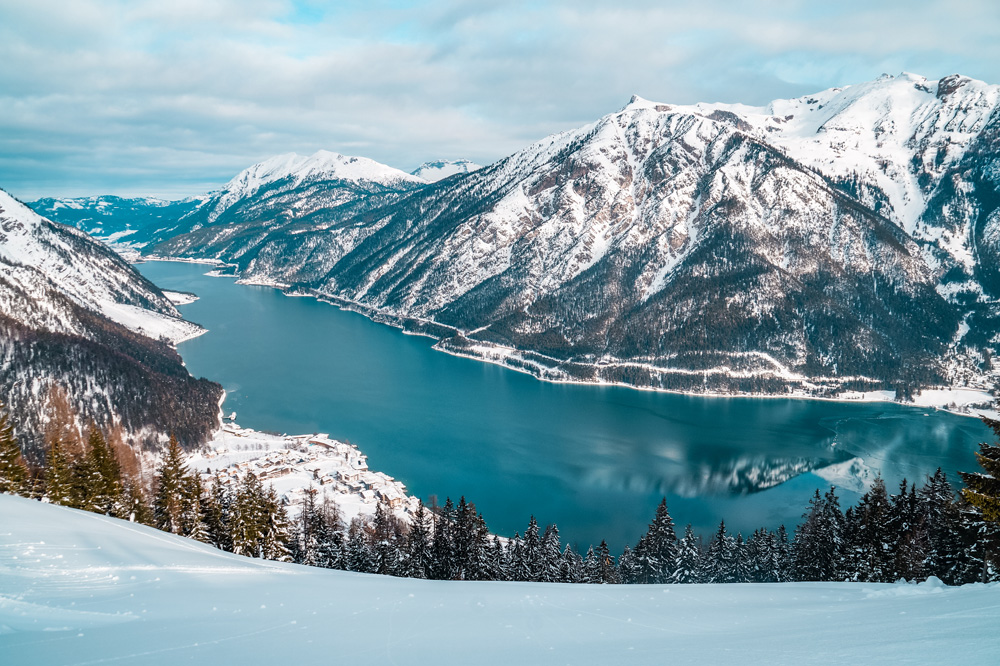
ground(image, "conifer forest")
xmin=2 ymin=399 xmax=999 ymax=587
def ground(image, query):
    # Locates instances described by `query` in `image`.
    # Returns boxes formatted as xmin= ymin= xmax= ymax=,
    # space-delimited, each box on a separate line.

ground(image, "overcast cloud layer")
xmin=2 ymin=0 xmax=999 ymax=199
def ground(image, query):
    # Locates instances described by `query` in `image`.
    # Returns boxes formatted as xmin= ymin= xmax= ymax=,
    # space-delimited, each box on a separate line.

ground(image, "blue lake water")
xmin=139 ymin=261 xmax=993 ymax=550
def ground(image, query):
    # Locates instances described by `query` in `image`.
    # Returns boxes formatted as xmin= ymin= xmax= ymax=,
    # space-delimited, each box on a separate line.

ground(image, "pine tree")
xmin=733 ymin=533 xmax=753 ymax=583
xmin=372 ymin=500 xmax=401 ymax=576
xmin=44 ymin=433 xmax=74 ymax=506
xmin=153 ymin=435 xmax=189 ymax=535
xmin=346 ymin=518 xmax=374 ymax=573
xmin=540 ymin=524 xmax=563 ymax=582
xmin=597 ymin=540 xmax=619 ymax=584
xmin=844 ymin=477 xmax=893 ymax=582
xmin=889 ymin=480 xmax=927 ymax=581
xmin=960 ymin=416 xmax=1000 ymax=521
xmin=82 ymin=428 xmax=122 ymax=516
xmin=523 ymin=516 xmax=542 ymax=581
xmin=582 ymin=545 xmax=600 ymax=583
xmin=559 ymin=544 xmax=582 ymax=583
xmin=670 ymin=524 xmax=702 ymax=584
xmin=918 ymin=469 xmax=964 ymax=584
xmin=316 ymin=496 xmax=344 ymax=570
xmin=702 ymin=520 xmax=736 ymax=583
xmin=793 ymin=487 xmax=845 ymax=581
xmin=429 ymin=498 xmax=455 ymax=580
xmin=617 ymin=544 xmax=639 ymax=584
xmin=635 ymin=498 xmax=678 ymax=583
xmin=489 ymin=535 xmax=508 ymax=581
xmin=406 ymin=502 xmax=433 ymax=579
xmin=0 ymin=405 xmax=27 ymax=495
xmin=204 ymin=477 xmax=232 ymax=551
xmin=959 ymin=416 xmax=1000 ymax=581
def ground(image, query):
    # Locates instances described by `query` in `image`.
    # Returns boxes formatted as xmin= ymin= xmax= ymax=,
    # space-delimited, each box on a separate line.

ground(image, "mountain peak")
xmin=411 ymin=159 xmax=482 ymax=183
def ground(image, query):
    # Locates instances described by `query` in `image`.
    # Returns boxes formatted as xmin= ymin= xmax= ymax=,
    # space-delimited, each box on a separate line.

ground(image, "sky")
xmin=2 ymin=0 xmax=999 ymax=200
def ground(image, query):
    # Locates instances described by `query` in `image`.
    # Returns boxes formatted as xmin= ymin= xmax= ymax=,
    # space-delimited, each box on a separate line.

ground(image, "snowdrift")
xmin=1 ymin=495 xmax=997 ymax=665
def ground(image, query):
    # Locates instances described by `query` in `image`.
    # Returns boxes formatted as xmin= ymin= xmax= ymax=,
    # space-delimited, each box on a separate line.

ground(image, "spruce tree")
xmin=670 ymin=524 xmax=702 ymax=583
xmin=702 ymin=520 xmax=736 ymax=583
xmin=918 ymin=469 xmax=964 ymax=584
xmin=153 ymin=435 xmax=189 ymax=535
xmin=44 ymin=434 xmax=73 ymax=506
xmin=845 ymin=477 xmax=893 ymax=582
xmin=0 ymin=405 xmax=27 ymax=495
xmin=635 ymin=498 xmax=678 ymax=583
xmin=406 ymin=502 xmax=433 ymax=579
xmin=960 ymin=416 xmax=1000 ymax=521
xmin=540 ymin=524 xmax=563 ymax=582
xmin=83 ymin=428 xmax=122 ymax=515
xmin=617 ymin=544 xmax=639 ymax=584
xmin=793 ymin=487 xmax=845 ymax=581
xmin=958 ymin=415 xmax=1000 ymax=581
xmin=523 ymin=516 xmax=542 ymax=581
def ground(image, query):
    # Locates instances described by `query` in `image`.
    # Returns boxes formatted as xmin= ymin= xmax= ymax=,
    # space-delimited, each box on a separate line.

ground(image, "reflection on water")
xmin=138 ymin=261 xmax=993 ymax=549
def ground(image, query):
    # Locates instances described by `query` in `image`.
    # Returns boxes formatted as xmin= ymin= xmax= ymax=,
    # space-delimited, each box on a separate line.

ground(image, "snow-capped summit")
xmin=411 ymin=159 xmax=482 ymax=182
xmin=209 ymin=150 xmax=424 ymax=222
xmin=0 ymin=188 xmax=190 ymax=338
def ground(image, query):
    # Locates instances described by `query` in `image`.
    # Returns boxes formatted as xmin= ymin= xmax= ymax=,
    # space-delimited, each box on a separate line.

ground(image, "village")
xmin=185 ymin=422 xmax=421 ymax=524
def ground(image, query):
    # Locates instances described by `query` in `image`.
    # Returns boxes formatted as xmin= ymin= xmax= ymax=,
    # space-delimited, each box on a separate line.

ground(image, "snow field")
xmin=2 ymin=495 xmax=999 ymax=665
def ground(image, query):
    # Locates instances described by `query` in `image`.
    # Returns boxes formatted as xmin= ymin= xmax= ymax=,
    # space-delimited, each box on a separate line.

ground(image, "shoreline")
xmin=148 ymin=256 xmax=997 ymax=421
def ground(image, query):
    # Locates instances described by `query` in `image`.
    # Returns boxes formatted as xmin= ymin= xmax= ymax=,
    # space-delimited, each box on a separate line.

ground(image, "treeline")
xmin=2 ymin=401 xmax=999 ymax=586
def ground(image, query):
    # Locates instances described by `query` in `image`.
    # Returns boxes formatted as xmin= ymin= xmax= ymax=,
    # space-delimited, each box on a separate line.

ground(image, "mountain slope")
xmin=32 ymin=74 xmax=1000 ymax=396
xmin=155 ymin=73 xmax=999 ymax=394
xmin=3 ymin=494 xmax=999 ymax=666
xmin=0 ymin=189 xmax=221 ymax=454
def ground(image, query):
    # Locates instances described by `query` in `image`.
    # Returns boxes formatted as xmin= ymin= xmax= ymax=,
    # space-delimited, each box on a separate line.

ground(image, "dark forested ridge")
xmin=0 ymin=188 xmax=223 ymax=456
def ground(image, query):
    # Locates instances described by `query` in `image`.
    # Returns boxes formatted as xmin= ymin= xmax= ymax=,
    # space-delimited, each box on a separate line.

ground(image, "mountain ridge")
xmin=30 ymin=72 xmax=1000 ymax=398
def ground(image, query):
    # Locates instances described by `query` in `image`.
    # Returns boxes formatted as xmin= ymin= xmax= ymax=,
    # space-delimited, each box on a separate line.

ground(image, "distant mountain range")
xmin=30 ymin=74 xmax=1000 ymax=397
xmin=0 ymin=188 xmax=221 ymax=455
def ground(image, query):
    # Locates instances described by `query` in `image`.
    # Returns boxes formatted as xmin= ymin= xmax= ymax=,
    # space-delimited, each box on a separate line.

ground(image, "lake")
xmin=138 ymin=261 xmax=993 ymax=550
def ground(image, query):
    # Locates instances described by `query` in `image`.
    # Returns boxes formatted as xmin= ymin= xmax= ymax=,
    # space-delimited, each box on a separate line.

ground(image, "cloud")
xmin=1 ymin=0 xmax=999 ymax=198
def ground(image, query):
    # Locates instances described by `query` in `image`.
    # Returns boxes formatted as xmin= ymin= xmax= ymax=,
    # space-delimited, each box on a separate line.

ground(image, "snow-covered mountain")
xmin=411 ymin=159 xmax=482 ymax=182
xmin=29 ymin=195 xmax=206 ymax=248
xmin=4 ymin=494 xmax=1000 ymax=665
xmin=33 ymin=73 xmax=1000 ymax=395
xmin=143 ymin=73 xmax=996 ymax=394
xmin=0 ymin=189 xmax=221 ymax=453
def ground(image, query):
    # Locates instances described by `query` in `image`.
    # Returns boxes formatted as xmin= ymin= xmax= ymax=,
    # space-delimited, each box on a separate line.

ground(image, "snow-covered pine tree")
xmin=489 ymin=535 xmax=508 ymax=581
xmin=406 ymin=501 xmax=433 ymax=578
xmin=844 ymin=477 xmax=893 ymax=582
xmin=597 ymin=540 xmax=619 ymax=584
xmin=617 ymin=544 xmax=639 ymax=584
xmin=670 ymin=524 xmax=702 ymax=584
xmin=582 ymin=545 xmax=600 ymax=584
xmin=918 ymin=469 xmax=964 ymax=584
xmin=702 ymin=520 xmax=736 ymax=583
xmin=429 ymin=498 xmax=455 ymax=579
xmin=634 ymin=498 xmax=678 ymax=583
xmin=522 ymin=516 xmax=543 ymax=581
xmin=889 ymin=480 xmax=928 ymax=581
xmin=793 ymin=487 xmax=845 ymax=581
xmin=561 ymin=544 xmax=583 ymax=583
xmin=372 ymin=500 xmax=402 ymax=576
xmin=540 ymin=524 xmax=562 ymax=582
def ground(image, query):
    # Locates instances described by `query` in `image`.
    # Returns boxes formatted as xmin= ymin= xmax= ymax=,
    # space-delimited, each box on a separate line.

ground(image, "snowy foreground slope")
xmin=2 ymin=496 xmax=998 ymax=665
